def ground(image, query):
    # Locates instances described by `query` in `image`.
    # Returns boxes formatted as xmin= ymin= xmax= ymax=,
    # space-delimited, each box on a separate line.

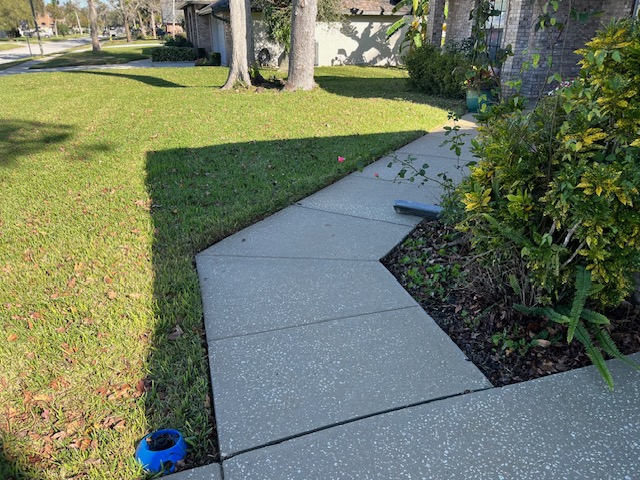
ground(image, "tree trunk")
xmin=285 ymin=0 xmax=317 ymax=91
xmin=89 ymin=0 xmax=101 ymax=51
xmin=137 ymin=8 xmax=147 ymax=37
xmin=222 ymin=0 xmax=252 ymax=89
xmin=120 ymin=0 xmax=132 ymax=42
xmin=150 ymin=8 xmax=157 ymax=39
xmin=245 ymin=0 xmax=255 ymax=66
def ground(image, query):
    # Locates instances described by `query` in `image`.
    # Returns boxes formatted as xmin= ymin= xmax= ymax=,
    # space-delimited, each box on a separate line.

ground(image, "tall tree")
xmin=88 ymin=0 xmax=100 ymax=51
xmin=119 ymin=0 xmax=133 ymax=41
xmin=222 ymin=0 xmax=252 ymax=89
xmin=0 ymin=0 xmax=44 ymax=33
xmin=47 ymin=0 xmax=63 ymax=36
xmin=284 ymin=0 xmax=317 ymax=91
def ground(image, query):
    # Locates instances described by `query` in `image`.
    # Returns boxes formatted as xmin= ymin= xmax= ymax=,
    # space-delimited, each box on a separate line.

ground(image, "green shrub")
xmin=164 ymin=34 xmax=193 ymax=48
xmin=151 ymin=46 xmax=197 ymax=62
xmin=194 ymin=51 xmax=222 ymax=67
xmin=456 ymin=19 xmax=640 ymax=309
xmin=405 ymin=44 xmax=469 ymax=99
xmin=57 ymin=24 xmax=71 ymax=36
xmin=453 ymin=17 xmax=640 ymax=389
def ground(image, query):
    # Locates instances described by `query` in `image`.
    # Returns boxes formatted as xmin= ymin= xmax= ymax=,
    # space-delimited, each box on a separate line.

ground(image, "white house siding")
xmin=198 ymin=10 xmax=407 ymax=67
xmin=315 ymin=17 xmax=405 ymax=66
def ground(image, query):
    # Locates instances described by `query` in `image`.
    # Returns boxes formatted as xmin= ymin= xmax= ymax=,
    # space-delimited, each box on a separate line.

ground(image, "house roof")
xmin=190 ymin=0 xmax=409 ymax=16
xmin=176 ymin=0 xmax=212 ymax=10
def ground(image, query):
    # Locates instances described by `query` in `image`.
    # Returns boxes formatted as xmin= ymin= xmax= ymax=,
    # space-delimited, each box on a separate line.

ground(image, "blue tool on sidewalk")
xmin=393 ymin=200 xmax=443 ymax=219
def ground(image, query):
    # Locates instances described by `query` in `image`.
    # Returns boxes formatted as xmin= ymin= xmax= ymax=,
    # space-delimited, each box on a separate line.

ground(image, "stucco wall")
xmin=315 ymin=17 xmax=406 ymax=66
xmin=197 ymin=11 xmax=408 ymax=67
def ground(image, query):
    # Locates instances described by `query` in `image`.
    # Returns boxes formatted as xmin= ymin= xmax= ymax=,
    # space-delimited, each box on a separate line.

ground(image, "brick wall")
xmin=446 ymin=0 xmax=477 ymax=43
xmin=426 ymin=0 xmax=447 ymax=46
xmin=501 ymin=0 xmax=635 ymax=98
xmin=195 ymin=11 xmax=212 ymax=51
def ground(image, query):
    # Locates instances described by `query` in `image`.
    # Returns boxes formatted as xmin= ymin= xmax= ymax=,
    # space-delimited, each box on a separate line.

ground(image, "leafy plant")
xmin=457 ymin=18 xmax=640 ymax=387
xmin=164 ymin=34 xmax=193 ymax=48
xmin=150 ymin=46 xmax=198 ymax=62
xmin=398 ymin=237 xmax=463 ymax=300
xmin=405 ymin=44 xmax=470 ymax=98
xmin=385 ymin=0 xmax=429 ymax=53
xmin=515 ymin=267 xmax=640 ymax=390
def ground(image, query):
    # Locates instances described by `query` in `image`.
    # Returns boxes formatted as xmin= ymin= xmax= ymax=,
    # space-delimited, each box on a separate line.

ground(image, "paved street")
xmin=0 ymin=36 xmax=92 ymax=64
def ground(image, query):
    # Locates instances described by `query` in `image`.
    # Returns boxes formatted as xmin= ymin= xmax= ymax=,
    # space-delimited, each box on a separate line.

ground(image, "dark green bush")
xmin=196 ymin=47 xmax=207 ymax=59
xmin=150 ymin=46 xmax=197 ymax=62
xmin=405 ymin=44 xmax=469 ymax=99
xmin=164 ymin=34 xmax=193 ymax=48
xmin=194 ymin=51 xmax=222 ymax=67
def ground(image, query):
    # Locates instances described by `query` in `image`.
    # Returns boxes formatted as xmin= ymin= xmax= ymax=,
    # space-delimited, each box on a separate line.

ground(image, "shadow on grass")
xmin=0 ymin=120 xmax=73 ymax=166
xmin=315 ymin=71 xmax=464 ymax=110
xmin=67 ymin=70 xmax=186 ymax=88
xmin=143 ymin=131 xmax=424 ymax=467
xmin=0 ymin=439 xmax=37 ymax=480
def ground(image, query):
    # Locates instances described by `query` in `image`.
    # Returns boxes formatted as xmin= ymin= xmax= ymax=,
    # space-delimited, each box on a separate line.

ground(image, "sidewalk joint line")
xmin=208 ymin=305 xmax=420 ymax=342
xmin=293 ymin=204 xmax=420 ymax=227
xmin=198 ymin=253 xmax=382 ymax=262
xmin=219 ymin=385 xmax=494 ymax=462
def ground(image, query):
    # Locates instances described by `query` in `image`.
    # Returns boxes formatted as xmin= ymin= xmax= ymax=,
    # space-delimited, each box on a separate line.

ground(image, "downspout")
xmin=634 ymin=0 xmax=640 ymax=18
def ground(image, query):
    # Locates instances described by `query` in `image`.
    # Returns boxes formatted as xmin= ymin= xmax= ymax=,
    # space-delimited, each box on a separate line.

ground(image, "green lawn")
xmin=0 ymin=43 xmax=21 ymax=51
xmin=0 ymin=66 xmax=461 ymax=478
xmin=29 ymin=46 xmax=154 ymax=69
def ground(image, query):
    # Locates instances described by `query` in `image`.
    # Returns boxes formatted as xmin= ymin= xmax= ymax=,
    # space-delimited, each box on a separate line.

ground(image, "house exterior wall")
xmin=426 ymin=0 xmax=447 ymax=46
xmin=439 ymin=0 xmax=635 ymax=98
xmin=199 ymin=11 xmax=408 ymax=67
xmin=446 ymin=0 xmax=476 ymax=43
xmin=183 ymin=3 xmax=213 ymax=50
xmin=315 ymin=17 xmax=406 ymax=66
xmin=500 ymin=0 xmax=635 ymax=98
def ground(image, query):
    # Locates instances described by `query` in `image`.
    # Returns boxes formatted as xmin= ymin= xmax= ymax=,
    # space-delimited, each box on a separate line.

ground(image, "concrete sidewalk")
xmin=0 ymin=58 xmax=193 ymax=77
xmin=169 ymin=117 xmax=640 ymax=480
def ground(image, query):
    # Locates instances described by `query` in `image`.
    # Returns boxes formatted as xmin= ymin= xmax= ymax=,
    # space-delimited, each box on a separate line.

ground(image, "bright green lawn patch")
xmin=0 ymin=66 xmax=461 ymax=478
xmin=29 ymin=46 xmax=154 ymax=69
xmin=0 ymin=44 xmax=20 ymax=51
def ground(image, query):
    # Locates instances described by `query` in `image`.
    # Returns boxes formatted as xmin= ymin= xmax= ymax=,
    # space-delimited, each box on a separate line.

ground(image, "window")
xmin=485 ymin=0 xmax=507 ymax=62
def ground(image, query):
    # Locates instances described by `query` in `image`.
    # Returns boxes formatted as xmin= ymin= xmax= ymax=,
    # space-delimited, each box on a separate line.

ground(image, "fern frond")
xmin=580 ymin=308 xmax=610 ymax=325
xmin=513 ymin=304 xmax=569 ymax=324
xmin=568 ymin=266 xmax=591 ymax=343
xmin=593 ymin=327 xmax=640 ymax=372
xmin=575 ymin=324 xmax=614 ymax=390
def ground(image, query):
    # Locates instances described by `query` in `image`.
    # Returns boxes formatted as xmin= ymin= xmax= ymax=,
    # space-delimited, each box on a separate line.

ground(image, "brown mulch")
xmin=381 ymin=219 xmax=640 ymax=387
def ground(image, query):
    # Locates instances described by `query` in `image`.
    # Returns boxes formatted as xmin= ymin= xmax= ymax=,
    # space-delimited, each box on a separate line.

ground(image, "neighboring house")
xmin=179 ymin=0 xmax=409 ymax=67
xmin=165 ymin=23 xmax=186 ymax=36
xmin=427 ymin=0 xmax=639 ymax=98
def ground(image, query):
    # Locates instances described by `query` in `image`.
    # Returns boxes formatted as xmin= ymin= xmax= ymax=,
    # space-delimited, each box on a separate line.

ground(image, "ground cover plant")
xmin=29 ymin=46 xmax=155 ymax=69
xmin=0 ymin=65 xmax=459 ymax=478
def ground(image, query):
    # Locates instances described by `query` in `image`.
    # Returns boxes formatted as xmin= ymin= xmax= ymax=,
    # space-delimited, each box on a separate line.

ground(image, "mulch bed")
xmin=382 ymin=219 xmax=640 ymax=387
